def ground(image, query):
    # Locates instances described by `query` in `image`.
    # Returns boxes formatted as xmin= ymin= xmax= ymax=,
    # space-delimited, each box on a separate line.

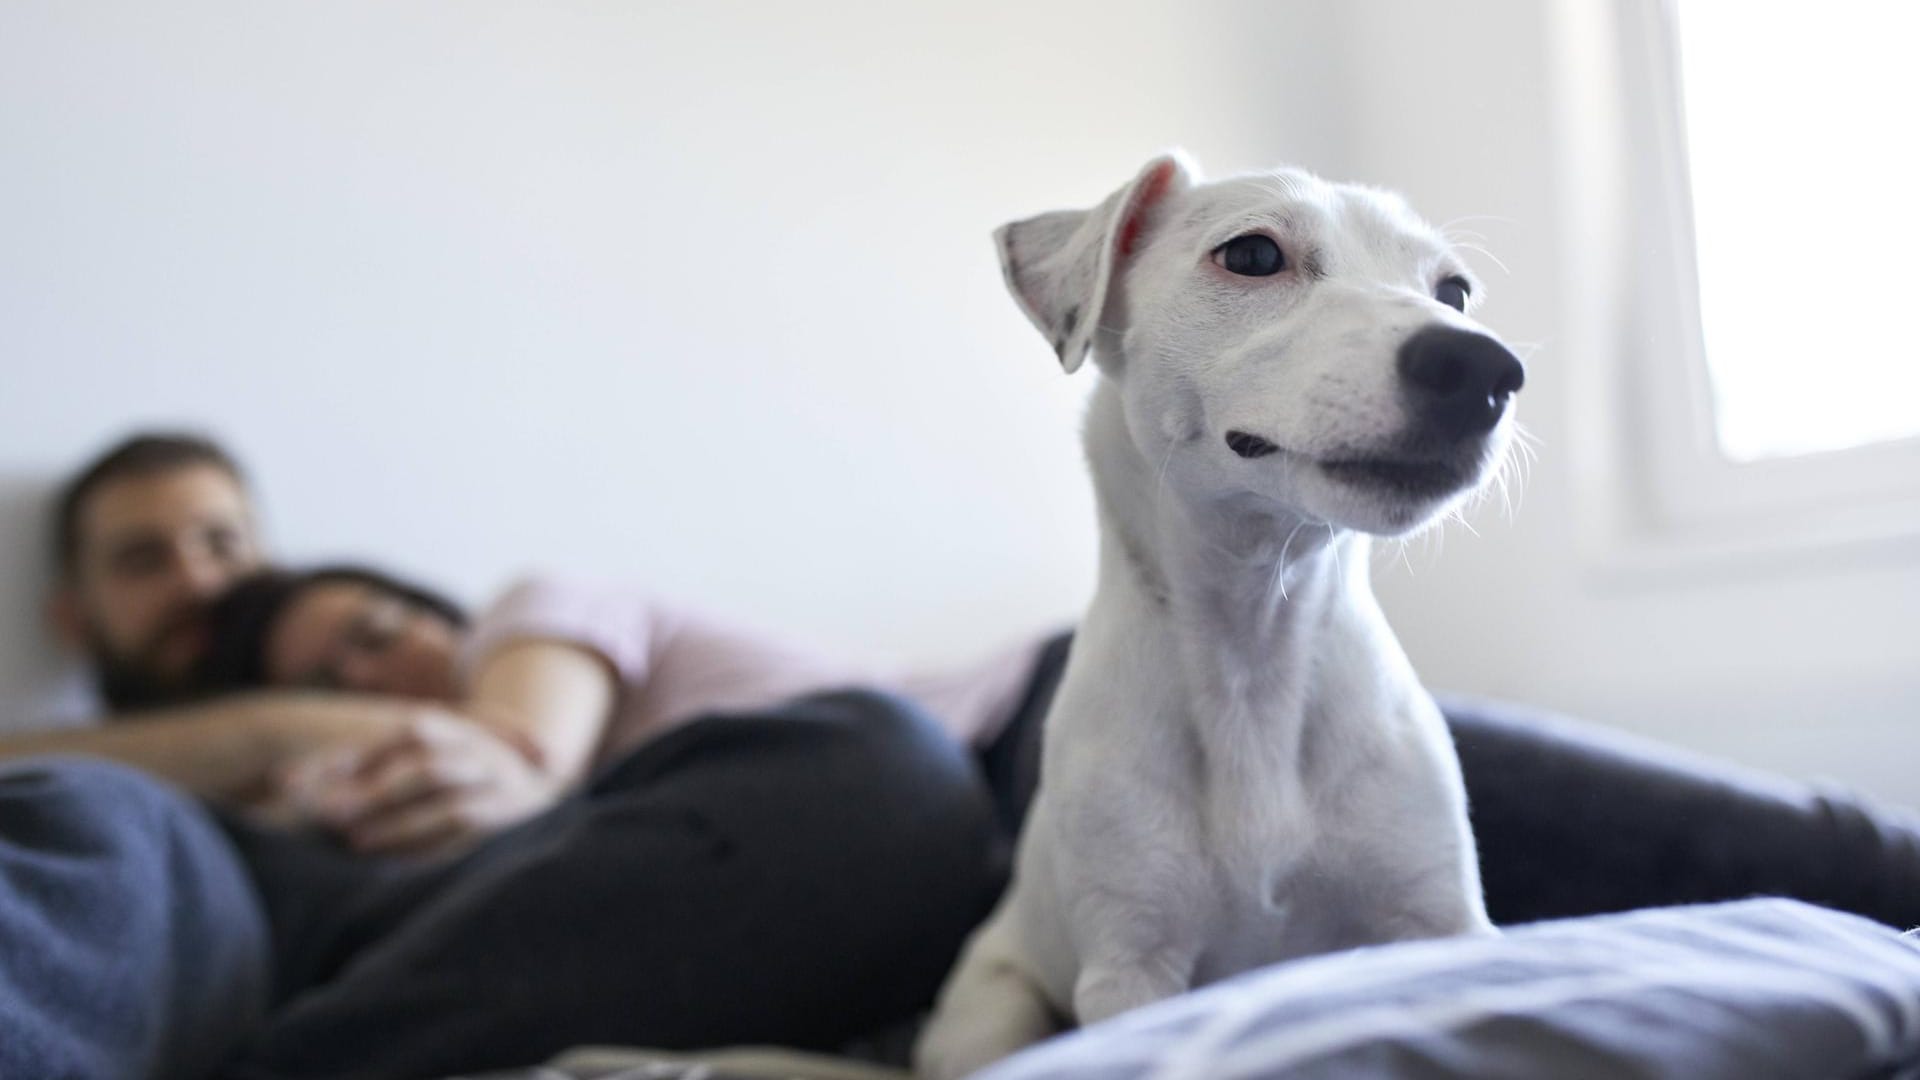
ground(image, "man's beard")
xmin=84 ymin=609 xmax=212 ymax=713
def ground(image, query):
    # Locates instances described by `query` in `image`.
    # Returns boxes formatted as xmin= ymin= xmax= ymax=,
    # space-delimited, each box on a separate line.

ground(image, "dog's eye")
xmin=1434 ymin=275 xmax=1471 ymax=312
xmin=1212 ymin=235 xmax=1285 ymax=277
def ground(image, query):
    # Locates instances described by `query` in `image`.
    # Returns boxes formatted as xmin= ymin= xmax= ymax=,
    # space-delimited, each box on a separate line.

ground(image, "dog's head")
xmin=999 ymin=153 xmax=1524 ymax=536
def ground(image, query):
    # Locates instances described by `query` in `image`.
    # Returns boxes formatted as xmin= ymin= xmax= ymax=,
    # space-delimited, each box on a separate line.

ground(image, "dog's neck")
xmin=1084 ymin=379 xmax=1377 ymax=699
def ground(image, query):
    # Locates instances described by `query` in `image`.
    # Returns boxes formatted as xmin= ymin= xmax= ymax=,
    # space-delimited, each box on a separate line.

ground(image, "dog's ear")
xmin=995 ymin=152 xmax=1195 ymax=373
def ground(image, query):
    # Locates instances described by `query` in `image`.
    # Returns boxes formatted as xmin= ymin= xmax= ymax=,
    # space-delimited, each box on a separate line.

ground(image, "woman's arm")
xmin=462 ymin=638 xmax=618 ymax=789
xmin=258 ymin=577 xmax=639 ymax=853
xmin=282 ymin=637 xmax=621 ymax=854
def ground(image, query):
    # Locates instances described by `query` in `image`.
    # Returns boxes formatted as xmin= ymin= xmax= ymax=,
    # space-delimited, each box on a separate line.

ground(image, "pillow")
xmin=976 ymin=899 xmax=1920 ymax=1080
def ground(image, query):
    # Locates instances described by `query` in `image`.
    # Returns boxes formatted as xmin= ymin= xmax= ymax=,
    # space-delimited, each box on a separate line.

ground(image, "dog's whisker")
xmin=1262 ymin=546 xmax=1288 ymax=624
xmin=1445 ymin=506 xmax=1481 ymax=540
xmin=1449 ymin=241 xmax=1511 ymax=276
xmin=1496 ymin=441 xmax=1518 ymax=518
xmin=1439 ymin=213 xmax=1518 ymax=231
xmin=1152 ymin=438 xmax=1178 ymax=507
xmin=1506 ymin=427 xmax=1536 ymax=518
xmin=1509 ymin=428 xmax=1541 ymax=491
xmin=1271 ymin=520 xmax=1309 ymax=609
xmin=1441 ymin=230 xmax=1493 ymax=253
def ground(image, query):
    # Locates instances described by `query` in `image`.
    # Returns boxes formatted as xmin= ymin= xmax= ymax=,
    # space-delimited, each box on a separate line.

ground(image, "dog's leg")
xmin=1072 ymin=948 xmax=1195 ymax=1025
xmin=1339 ymin=716 xmax=1497 ymax=944
xmin=915 ymin=917 xmax=1059 ymax=1080
xmin=1383 ymin=868 xmax=1499 ymax=942
xmin=1068 ymin=893 xmax=1202 ymax=1025
xmin=1338 ymin=824 xmax=1496 ymax=945
xmin=1053 ymin=728 xmax=1208 ymax=1026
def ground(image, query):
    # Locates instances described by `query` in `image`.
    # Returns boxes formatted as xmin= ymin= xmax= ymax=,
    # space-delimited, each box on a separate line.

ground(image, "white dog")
xmin=915 ymin=153 xmax=1521 ymax=1079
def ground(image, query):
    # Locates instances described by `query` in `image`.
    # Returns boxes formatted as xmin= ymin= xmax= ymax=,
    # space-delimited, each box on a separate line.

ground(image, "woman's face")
xmin=266 ymin=581 xmax=461 ymax=700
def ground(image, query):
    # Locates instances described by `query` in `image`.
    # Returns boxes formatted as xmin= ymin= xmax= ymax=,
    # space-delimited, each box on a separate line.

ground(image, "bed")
xmin=471 ymin=898 xmax=1920 ymax=1080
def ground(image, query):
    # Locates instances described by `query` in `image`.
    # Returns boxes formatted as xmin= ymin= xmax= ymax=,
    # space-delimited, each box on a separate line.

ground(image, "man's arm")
xmin=0 ymin=694 xmax=422 ymax=804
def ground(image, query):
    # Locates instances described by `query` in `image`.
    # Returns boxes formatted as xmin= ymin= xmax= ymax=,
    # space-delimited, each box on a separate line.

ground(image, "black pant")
xmin=984 ymin=633 xmax=1920 ymax=931
xmin=218 ymin=689 xmax=1003 ymax=1078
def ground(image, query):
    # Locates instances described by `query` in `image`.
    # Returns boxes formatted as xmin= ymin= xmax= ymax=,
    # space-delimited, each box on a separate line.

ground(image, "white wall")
xmin=0 ymin=1 xmax=1342 ymax=716
xmin=8 ymin=2 xmax=1915 ymax=809
xmin=1335 ymin=0 xmax=1920 ymax=807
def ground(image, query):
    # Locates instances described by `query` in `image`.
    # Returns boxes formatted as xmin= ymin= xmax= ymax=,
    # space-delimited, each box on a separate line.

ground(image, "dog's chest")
xmin=1193 ymin=777 xmax=1352 ymax=977
xmin=1194 ymin=785 xmax=1391 ymax=978
xmin=1188 ymin=688 xmax=1395 ymax=971
xmin=1187 ymin=692 xmax=1312 ymax=873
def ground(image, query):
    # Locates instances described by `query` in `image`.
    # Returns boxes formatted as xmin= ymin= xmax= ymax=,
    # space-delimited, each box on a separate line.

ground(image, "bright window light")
xmin=1674 ymin=1 xmax=1920 ymax=462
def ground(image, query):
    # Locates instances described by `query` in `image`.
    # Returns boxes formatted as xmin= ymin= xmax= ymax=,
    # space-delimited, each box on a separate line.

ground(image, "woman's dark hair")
xmin=197 ymin=564 xmax=468 ymax=692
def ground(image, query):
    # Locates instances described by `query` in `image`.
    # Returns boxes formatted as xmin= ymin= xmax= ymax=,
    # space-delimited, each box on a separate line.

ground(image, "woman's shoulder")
xmin=464 ymin=572 xmax=686 ymax=680
xmin=481 ymin=572 xmax=674 ymax=620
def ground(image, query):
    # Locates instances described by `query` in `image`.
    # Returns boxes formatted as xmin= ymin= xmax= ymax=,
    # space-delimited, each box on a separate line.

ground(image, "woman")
xmin=200 ymin=566 xmax=1048 ymax=854
xmin=196 ymin=565 xmax=1034 ymax=1075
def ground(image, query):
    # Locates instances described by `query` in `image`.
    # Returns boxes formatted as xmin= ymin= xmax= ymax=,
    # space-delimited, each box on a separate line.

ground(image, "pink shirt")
xmin=459 ymin=578 xmax=1047 ymax=770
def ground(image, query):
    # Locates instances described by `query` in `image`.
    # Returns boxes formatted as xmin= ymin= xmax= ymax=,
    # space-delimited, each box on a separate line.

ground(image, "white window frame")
xmin=1552 ymin=0 xmax=1920 ymax=580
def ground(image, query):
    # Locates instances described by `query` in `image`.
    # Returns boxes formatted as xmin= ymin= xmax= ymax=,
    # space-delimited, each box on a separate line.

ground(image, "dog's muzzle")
xmin=1396 ymin=326 xmax=1525 ymax=441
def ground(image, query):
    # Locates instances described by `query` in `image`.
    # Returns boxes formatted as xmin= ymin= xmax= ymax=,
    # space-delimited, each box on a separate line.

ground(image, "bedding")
xmin=475 ymin=899 xmax=1920 ymax=1080
xmin=975 ymin=898 xmax=1920 ymax=1080
xmin=461 ymin=1046 xmax=908 ymax=1079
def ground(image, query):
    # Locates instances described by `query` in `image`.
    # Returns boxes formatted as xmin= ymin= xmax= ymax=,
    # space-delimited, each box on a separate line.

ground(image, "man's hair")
xmin=53 ymin=431 xmax=248 ymax=575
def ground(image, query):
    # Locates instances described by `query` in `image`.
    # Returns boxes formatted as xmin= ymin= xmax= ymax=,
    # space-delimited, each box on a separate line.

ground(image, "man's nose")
xmin=175 ymin=546 xmax=235 ymax=597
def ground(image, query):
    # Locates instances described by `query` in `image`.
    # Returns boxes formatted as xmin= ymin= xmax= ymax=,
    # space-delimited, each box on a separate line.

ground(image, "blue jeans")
xmin=0 ymin=757 xmax=271 ymax=1079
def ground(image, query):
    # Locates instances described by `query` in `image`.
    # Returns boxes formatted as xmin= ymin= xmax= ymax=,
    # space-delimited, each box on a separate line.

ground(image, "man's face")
xmin=54 ymin=464 xmax=264 ymax=709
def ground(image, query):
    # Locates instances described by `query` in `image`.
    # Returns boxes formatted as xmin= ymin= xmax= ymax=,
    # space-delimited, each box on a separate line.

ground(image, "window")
xmin=1673 ymin=1 xmax=1920 ymax=463
xmin=1552 ymin=0 xmax=1920 ymax=572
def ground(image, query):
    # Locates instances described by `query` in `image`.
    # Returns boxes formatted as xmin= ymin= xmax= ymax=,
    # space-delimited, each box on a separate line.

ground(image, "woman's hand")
xmin=275 ymin=709 xmax=563 ymax=856
xmin=228 ymin=633 xmax=618 ymax=853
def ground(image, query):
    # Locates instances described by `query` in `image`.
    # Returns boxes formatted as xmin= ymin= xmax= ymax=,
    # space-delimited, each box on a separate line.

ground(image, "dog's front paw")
xmin=1072 ymin=963 xmax=1189 ymax=1026
xmin=912 ymin=1035 xmax=979 ymax=1080
xmin=915 ymin=1013 xmax=1037 ymax=1080
xmin=914 ymin=955 xmax=1058 ymax=1079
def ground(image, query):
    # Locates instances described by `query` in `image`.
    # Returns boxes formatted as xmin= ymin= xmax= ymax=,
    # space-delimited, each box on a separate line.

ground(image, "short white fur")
xmin=916 ymin=153 xmax=1515 ymax=1079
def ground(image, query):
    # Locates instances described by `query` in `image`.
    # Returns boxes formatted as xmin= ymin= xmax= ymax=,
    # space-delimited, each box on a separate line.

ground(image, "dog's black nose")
xmin=1396 ymin=326 xmax=1525 ymax=439
xmin=1225 ymin=430 xmax=1281 ymax=459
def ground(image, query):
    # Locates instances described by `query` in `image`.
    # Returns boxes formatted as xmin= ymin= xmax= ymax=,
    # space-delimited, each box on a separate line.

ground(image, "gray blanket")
xmin=976 ymin=898 xmax=1920 ymax=1080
